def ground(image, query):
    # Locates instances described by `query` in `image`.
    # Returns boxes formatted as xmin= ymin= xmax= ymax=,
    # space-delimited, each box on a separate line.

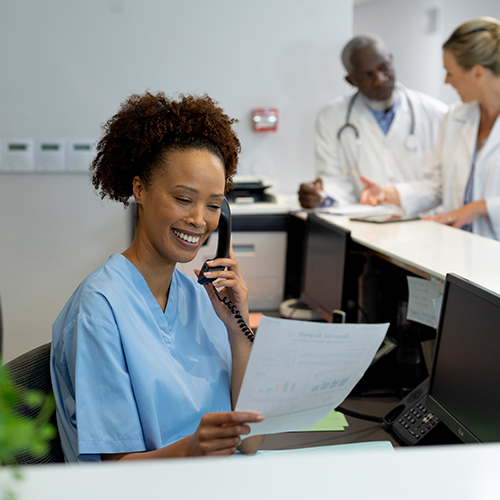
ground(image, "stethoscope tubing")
xmin=335 ymin=85 xmax=417 ymax=181
xmin=337 ymin=84 xmax=416 ymax=143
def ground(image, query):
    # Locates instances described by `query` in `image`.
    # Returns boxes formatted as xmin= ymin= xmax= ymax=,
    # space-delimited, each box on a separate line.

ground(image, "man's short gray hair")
xmin=341 ymin=34 xmax=389 ymax=74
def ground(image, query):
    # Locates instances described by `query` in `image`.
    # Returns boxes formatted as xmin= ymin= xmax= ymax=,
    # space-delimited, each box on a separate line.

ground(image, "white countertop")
xmin=3 ymin=442 xmax=500 ymax=500
xmin=315 ymin=214 xmax=500 ymax=296
xmin=231 ymin=194 xmax=500 ymax=295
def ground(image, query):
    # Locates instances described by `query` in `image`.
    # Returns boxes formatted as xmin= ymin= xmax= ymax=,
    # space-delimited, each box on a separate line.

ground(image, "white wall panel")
xmin=354 ymin=0 xmax=500 ymax=104
xmin=0 ymin=0 xmax=352 ymax=361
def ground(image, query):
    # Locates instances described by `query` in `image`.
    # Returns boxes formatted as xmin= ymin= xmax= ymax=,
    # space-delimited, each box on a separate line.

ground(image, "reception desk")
xmin=3 ymin=211 xmax=499 ymax=499
xmin=315 ymin=213 xmax=500 ymax=293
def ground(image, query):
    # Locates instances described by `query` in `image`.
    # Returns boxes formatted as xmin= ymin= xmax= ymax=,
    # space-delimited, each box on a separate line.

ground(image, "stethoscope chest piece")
xmin=405 ymin=134 xmax=418 ymax=151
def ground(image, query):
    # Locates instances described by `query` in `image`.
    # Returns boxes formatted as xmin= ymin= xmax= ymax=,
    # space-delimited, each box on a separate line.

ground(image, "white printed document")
xmin=235 ymin=317 xmax=389 ymax=437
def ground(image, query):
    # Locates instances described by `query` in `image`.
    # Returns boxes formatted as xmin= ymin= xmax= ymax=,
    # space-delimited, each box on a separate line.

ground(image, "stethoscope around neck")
xmin=336 ymin=85 xmax=418 ymax=160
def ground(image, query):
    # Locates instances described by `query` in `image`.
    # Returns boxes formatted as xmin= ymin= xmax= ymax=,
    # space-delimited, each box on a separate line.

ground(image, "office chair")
xmin=4 ymin=342 xmax=65 ymax=464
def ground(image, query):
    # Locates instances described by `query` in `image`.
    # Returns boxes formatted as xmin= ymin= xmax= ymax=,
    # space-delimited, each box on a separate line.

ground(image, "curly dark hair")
xmin=90 ymin=92 xmax=241 ymax=206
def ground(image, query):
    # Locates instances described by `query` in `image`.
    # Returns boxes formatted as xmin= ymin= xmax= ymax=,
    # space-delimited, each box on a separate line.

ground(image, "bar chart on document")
xmin=264 ymin=382 xmax=297 ymax=394
xmin=236 ymin=317 xmax=388 ymax=437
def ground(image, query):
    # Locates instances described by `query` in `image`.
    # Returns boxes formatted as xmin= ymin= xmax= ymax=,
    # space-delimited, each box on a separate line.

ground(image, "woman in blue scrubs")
xmin=50 ymin=92 xmax=264 ymax=462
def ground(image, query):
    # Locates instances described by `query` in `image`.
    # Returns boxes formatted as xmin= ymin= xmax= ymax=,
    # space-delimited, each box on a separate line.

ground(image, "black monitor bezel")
xmin=299 ymin=214 xmax=351 ymax=323
xmin=426 ymin=273 xmax=500 ymax=444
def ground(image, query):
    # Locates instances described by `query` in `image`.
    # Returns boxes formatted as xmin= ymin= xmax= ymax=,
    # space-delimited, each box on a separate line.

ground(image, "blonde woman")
xmin=361 ymin=17 xmax=500 ymax=240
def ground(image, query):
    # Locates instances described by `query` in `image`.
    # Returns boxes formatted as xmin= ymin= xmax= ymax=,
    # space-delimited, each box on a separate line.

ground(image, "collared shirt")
xmin=365 ymin=94 xmax=402 ymax=135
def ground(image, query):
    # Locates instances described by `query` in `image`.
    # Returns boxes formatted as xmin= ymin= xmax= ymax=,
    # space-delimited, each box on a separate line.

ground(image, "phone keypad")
xmin=397 ymin=402 xmax=440 ymax=441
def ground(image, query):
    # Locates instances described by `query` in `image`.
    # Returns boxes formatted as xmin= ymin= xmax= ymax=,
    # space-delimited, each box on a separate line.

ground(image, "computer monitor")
xmin=300 ymin=215 xmax=351 ymax=323
xmin=427 ymin=273 xmax=500 ymax=443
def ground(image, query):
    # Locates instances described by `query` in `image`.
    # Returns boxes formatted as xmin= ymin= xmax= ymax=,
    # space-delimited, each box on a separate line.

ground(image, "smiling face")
xmin=443 ymin=50 xmax=479 ymax=103
xmin=132 ymin=148 xmax=226 ymax=268
xmin=346 ymin=42 xmax=396 ymax=101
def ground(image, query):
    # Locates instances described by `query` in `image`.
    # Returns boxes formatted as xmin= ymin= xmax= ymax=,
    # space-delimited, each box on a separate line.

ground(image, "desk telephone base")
xmin=384 ymin=378 xmax=441 ymax=446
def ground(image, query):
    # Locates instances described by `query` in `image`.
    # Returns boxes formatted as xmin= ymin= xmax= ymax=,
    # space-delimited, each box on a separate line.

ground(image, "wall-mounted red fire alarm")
xmin=252 ymin=108 xmax=278 ymax=132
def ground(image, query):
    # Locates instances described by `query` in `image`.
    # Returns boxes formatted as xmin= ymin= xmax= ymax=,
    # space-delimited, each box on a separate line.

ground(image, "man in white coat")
xmin=298 ymin=34 xmax=448 ymax=208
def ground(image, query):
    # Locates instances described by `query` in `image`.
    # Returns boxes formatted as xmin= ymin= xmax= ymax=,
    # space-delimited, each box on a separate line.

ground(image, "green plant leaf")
xmin=0 ymin=358 xmax=57 ymax=464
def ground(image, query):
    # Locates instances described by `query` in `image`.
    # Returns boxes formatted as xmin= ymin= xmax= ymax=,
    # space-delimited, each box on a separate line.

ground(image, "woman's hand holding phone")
xmin=195 ymin=242 xmax=264 ymax=455
xmin=195 ymin=243 xmax=250 ymax=338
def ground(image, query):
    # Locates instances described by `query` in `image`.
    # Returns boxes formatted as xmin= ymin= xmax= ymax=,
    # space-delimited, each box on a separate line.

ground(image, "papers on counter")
xmin=320 ymin=203 xmax=403 ymax=216
xmin=235 ymin=317 xmax=389 ymax=437
xmin=304 ymin=409 xmax=348 ymax=432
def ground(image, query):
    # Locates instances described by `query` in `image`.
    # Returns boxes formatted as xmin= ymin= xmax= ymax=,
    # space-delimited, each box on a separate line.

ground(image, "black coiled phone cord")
xmin=211 ymin=284 xmax=255 ymax=343
xmin=334 ymin=405 xmax=384 ymax=423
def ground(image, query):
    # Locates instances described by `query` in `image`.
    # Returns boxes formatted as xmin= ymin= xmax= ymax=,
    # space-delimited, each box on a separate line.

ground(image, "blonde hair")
xmin=443 ymin=17 xmax=500 ymax=75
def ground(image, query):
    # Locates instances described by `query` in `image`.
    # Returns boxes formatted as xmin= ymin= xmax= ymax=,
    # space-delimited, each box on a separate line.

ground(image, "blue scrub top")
xmin=50 ymin=254 xmax=232 ymax=463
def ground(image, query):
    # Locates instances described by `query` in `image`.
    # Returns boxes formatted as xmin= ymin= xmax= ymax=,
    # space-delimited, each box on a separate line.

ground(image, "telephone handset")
xmin=196 ymin=198 xmax=254 ymax=343
xmin=197 ymin=197 xmax=232 ymax=285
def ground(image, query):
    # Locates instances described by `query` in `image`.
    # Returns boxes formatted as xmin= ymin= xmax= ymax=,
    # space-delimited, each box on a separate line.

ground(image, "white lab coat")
xmin=396 ymin=101 xmax=500 ymax=241
xmin=315 ymin=84 xmax=448 ymax=205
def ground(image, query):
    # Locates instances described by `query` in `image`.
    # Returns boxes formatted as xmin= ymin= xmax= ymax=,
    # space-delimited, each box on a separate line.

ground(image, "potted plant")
xmin=0 ymin=361 xmax=56 ymax=497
